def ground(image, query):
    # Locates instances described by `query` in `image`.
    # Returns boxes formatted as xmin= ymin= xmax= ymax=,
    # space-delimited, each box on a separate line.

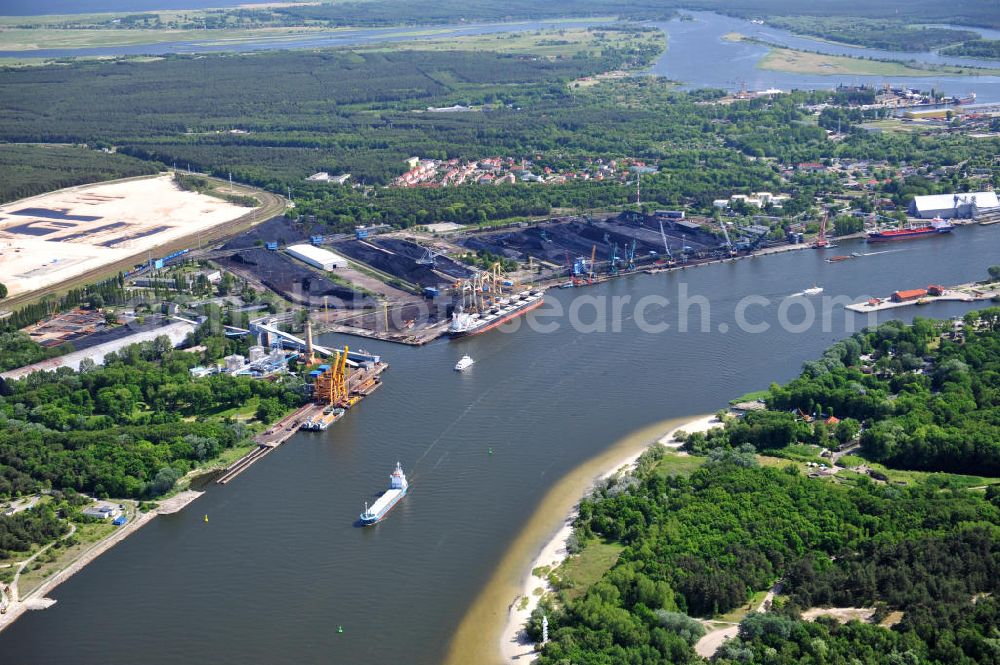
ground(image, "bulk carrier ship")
xmin=449 ymin=262 xmax=544 ymax=338
xmin=359 ymin=462 xmax=408 ymax=525
xmin=449 ymin=290 xmax=544 ymax=338
xmin=867 ymin=217 xmax=953 ymax=242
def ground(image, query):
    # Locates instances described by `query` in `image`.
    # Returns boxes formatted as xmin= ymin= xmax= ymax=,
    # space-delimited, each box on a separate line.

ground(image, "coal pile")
xmin=458 ymin=216 xmax=725 ymax=265
xmin=332 ymin=240 xmax=456 ymax=288
xmin=218 ymin=249 xmax=374 ymax=308
xmin=221 ymin=215 xmax=312 ymax=251
xmin=373 ymin=239 xmax=473 ymax=280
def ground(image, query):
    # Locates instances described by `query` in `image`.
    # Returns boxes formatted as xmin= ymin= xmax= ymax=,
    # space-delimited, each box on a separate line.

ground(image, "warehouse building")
xmin=286 ymin=244 xmax=349 ymax=271
xmin=909 ymin=191 xmax=1000 ymax=219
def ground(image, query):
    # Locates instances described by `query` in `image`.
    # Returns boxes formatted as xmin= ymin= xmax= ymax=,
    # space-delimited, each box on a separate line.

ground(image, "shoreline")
xmin=0 ymin=489 xmax=203 ymax=633
xmin=444 ymin=413 xmax=720 ymax=665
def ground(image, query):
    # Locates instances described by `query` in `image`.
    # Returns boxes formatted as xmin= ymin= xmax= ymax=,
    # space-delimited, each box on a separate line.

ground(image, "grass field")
xmin=653 ymin=451 xmax=705 ymax=478
xmin=714 ymin=588 xmax=769 ymax=623
xmin=0 ymin=26 xmax=330 ymax=51
xmin=758 ymin=45 xmax=997 ymax=77
xmin=15 ymin=513 xmax=125 ymax=597
xmin=861 ymin=118 xmax=942 ymax=134
xmin=0 ymin=14 xmax=621 ymax=54
xmin=554 ymin=539 xmax=625 ymax=601
xmin=365 ymin=24 xmax=646 ymax=59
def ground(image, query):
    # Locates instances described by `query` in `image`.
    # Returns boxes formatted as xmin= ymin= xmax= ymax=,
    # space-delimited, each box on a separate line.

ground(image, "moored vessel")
xmin=360 ymin=462 xmax=408 ymax=525
xmin=449 ymin=290 xmax=544 ymax=338
xmin=867 ymin=217 xmax=953 ymax=242
xmin=300 ymin=406 xmax=346 ymax=431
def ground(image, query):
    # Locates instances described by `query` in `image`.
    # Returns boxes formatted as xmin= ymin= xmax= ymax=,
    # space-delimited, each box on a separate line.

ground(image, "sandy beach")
xmin=445 ymin=413 xmax=721 ymax=665
xmin=498 ymin=414 xmax=719 ymax=663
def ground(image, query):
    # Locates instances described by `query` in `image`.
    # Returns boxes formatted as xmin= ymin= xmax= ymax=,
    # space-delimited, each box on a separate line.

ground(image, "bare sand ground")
xmin=468 ymin=415 xmax=720 ymax=663
xmin=0 ymin=174 xmax=252 ymax=298
xmin=801 ymin=606 xmax=876 ymax=623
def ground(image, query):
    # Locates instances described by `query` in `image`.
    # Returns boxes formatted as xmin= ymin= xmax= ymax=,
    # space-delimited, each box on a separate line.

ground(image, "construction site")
xmin=0 ymin=174 xmax=258 ymax=301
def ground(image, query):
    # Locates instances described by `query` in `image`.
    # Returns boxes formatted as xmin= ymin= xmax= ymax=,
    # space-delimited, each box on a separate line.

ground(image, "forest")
xmin=235 ymin=0 xmax=1000 ymax=31
xmin=1 ymin=36 xmax=997 ymax=232
xmin=681 ymin=310 xmax=1000 ymax=475
xmin=0 ymin=503 xmax=68 ymax=561
xmin=765 ymin=16 xmax=979 ymax=52
xmin=0 ymin=332 xmax=67 ymax=374
xmin=7 ymin=0 xmax=1000 ymax=28
xmin=533 ymin=314 xmax=1000 ymax=664
xmin=0 ymin=144 xmax=159 ymax=204
xmin=0 ymin=335 xmax=304 ymax=500
xmin=941 ymin=39 xmax=1000 ymax=59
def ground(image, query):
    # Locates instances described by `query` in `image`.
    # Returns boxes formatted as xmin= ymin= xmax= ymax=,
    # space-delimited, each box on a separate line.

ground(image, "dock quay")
xmin=216 ymin=359 xmax=388 ymax=484
xmin=216 ymin=403 xmax=323 ymax=484
xmin=844 ymin=280 xmax=999 ymax=313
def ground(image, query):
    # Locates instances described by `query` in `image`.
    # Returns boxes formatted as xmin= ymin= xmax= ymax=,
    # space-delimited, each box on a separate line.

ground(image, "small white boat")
xmin=802 ymin=285 xmax=824 ymax=296
xmin=454 ymin=355 xmax=474 ymax=371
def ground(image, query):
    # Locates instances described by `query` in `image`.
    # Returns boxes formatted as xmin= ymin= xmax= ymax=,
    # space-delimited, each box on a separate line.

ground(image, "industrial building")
xmin=909 ymin=191 xmax=1000 ymax=219
xmin=82 ymin=501 xmax=122 ymax=521
xmin=286 ymin=244 xmax=349 ymax=271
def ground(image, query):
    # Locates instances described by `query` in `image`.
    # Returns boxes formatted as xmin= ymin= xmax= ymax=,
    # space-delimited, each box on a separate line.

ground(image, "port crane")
xmin=812 ymin=212 xmax=830 ymax=248
xmin=458 ymin=262 xmax=511 ymax=313
xmin=588 ymin=244 xmax=597 ymax=284
xmin=625 ymin=238 xmax=637 ymax=272
xmin=415 ymin=247 xmax=439 ymax=266
xmin=658 ymin=220 xmax=677 ymax=267
xmin=314 ymin=346 xmax=350 ymax=406
xmin=718 ymin=219 xmax=737 ymax=256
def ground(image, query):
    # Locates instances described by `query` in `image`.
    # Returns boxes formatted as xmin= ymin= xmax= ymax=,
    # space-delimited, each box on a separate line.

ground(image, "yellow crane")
xmin=314 ymin=345 xmax=349 ymax=405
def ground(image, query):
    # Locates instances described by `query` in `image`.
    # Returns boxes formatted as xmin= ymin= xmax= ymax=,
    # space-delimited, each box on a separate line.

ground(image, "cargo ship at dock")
xmin=449 ymin=290 xmax=544 ymax=338
xmin=867 ymin=217 xmax=953 ymax=243
xmin=449 ymin=262 xmax=544 ymax=339
xmin=300 ymin=406 xmax=345 ymax=431
xmin=360 ymin=463 xmax=408 ymax=525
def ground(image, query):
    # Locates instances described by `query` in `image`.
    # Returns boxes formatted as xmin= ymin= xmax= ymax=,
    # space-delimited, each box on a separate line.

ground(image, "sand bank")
xmin=445 ymin=414 xmax=720 ymax=665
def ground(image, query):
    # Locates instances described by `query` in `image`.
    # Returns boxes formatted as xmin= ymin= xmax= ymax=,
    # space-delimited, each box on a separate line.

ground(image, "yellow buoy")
xmin=204 ymin=514 xmax=209 ymax=523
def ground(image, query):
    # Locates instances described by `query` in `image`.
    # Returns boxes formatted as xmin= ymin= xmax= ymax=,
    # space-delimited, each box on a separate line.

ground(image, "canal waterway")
xmin=2 ymin=226 xmax=998 ymax=664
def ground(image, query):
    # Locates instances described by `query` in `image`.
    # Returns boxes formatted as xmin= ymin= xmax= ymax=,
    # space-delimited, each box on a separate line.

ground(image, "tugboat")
xmin=359 ymin=463 xmax=408 ymax=526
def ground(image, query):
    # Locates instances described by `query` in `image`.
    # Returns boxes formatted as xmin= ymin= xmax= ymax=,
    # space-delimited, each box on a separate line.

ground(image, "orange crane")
xmin=314 ymin=345 xmax=349 ymax=405
xmin=813 ymin=212 xmax=829 ymax=249
xmin=588 ymin=244 xmax=597 ymax=284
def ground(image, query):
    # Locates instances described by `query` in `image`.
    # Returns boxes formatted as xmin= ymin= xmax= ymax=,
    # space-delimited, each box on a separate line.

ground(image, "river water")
xmin=5 ymin=11 xmax=1000 ymax=103
xmin=2 ymin=226 xmax=998 ymax=664
xmin=643 ymin=12 xmax=1000 ymax=103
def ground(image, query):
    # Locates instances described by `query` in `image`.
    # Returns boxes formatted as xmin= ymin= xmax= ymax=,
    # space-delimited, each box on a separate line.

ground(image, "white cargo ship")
xmin=359 ymin=462 xmax=408 ymax=525
xmin=449 ymin=290 xmax=544 ymax=338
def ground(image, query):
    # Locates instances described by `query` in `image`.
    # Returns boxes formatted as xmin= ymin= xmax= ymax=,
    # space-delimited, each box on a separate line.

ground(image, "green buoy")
xmin=488 ymin=448 xmax=493 ymax=455
xmin=337 ymin=625 xmax=344 ymax=634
